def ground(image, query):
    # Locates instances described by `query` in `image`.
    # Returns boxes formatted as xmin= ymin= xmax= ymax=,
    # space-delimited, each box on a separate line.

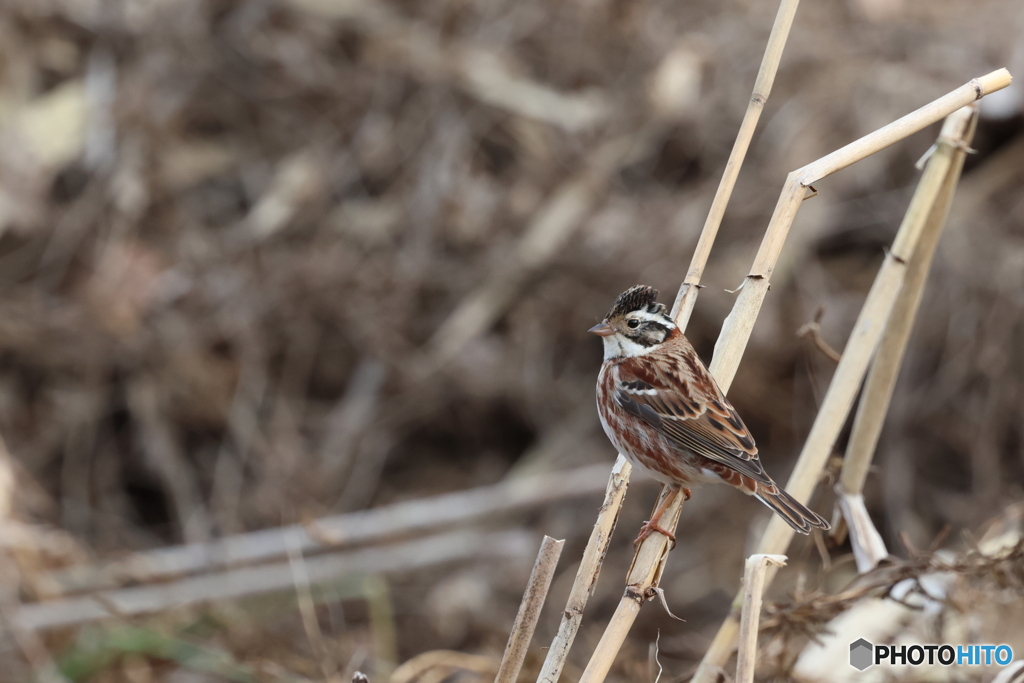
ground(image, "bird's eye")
xmin=627 ymin=319 xmax=640 ymax=329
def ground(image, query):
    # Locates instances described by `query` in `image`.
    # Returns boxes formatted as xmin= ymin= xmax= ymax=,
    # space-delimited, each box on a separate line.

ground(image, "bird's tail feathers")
xmin=755 ymin=487 xmax=830 ymax=534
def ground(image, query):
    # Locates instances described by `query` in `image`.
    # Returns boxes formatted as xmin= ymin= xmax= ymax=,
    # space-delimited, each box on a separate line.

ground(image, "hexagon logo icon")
xmin=850 ymin=638 xmax=874 ymax=670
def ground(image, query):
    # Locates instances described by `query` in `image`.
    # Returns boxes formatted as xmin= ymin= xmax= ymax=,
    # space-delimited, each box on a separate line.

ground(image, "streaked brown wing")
xmin=614 ymin=359 xmax=772 ymax=486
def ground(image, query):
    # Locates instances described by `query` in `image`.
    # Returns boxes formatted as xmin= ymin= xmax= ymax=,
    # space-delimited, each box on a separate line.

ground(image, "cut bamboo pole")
xmin=834 ymin=105 xmax=979 ymax=570
xmin=537 ymin=455 xmax=630 ymax=683
xmin=735 ymin=554 xmax=787 ymax=683
xmin=495 ymin=536 xmax=565 ymax=683
xmin=671 ymin=0 xmax=802 ymax=330
xmin=690 ymin=100 xmax=993 ymax=683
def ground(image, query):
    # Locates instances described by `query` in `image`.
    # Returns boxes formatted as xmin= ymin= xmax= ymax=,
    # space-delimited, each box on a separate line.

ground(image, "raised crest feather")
xmin=606 ymin=285 xmax=664 ymax=320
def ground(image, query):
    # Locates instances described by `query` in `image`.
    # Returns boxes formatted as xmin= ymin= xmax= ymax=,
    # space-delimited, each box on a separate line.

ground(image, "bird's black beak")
xmin=588 ymin=322 xmax=615 ymax=337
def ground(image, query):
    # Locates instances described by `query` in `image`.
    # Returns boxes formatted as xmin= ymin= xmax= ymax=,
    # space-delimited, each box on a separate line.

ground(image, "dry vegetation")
xmin=0 ymin=0 xmax=1022 ymax=681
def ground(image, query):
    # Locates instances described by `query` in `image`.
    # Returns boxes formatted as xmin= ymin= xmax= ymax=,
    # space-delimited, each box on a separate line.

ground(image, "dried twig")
xmin=495 ymin=536 xmax=565 ymax=683
xmin=287 ymin=535 xmax=340 ymax=681
xmin=537 ymin=455 xmax=630 ymax=683
xmin=735 ymin=554 xmax=787 ymax=683
xmin=0 ymin=554 xmax=71 ymax=682
xmin=319 ymin=359 xmax=388 ymax=478
xmin=796 ymin=314 xmax=842 ymax=364
xmin=762 ymin=537 xmax=1024 ymax=640
xmin=127 ymin=379 xmax=212 ymax=543
xmin=577 ymin=485 xmax=685 ymax=683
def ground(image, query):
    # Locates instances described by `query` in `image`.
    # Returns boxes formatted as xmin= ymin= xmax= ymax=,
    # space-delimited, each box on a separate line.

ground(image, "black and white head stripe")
xmin=606 ymin=285 xmax=668 ymax=320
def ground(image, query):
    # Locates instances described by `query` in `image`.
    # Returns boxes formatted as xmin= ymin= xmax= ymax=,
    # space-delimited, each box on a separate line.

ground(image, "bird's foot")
xmin=634 ymin=520 xmax=676 ymax=548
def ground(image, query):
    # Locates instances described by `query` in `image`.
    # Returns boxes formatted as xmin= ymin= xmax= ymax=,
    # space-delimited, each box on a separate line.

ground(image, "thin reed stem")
xmin=671 ymin=0 xmax=802 ymax=330
xmin=577 ymin=486 xmax=684 ymax=683
xmin=708 ymin=69 xmax=1010 ymax=393
xmin=495 ymin=536 xmax=565 ymax=683
xmin=537 ymin=456 xmax=631 ymax=683
xmin=691 ymin=96 xmax=997 ymax=683
xmin=568 ymin=3 xmax=804 ymax=678
xmin=835 ymin=105 xmax=979 ymax=570
xmin=735 ymin=554 xmax=787 ymax=683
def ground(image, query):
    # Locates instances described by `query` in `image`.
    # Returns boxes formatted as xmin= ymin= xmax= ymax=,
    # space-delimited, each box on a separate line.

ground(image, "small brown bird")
xmin=591 ymin=285 xmax=829 ymax=543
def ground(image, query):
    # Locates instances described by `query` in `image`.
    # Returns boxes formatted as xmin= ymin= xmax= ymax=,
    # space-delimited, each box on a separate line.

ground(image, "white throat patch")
xmin=602 ymin=334 xmax=655 ymax=360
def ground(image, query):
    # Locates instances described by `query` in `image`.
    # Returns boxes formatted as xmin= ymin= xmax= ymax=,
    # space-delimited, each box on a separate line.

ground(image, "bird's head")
xmin=589 ymin=285 xmax=676 ymax=359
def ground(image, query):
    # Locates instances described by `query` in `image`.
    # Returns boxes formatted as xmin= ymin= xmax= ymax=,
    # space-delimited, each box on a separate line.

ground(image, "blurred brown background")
xmin=0 ymin=0 xmax=1022 ymax=680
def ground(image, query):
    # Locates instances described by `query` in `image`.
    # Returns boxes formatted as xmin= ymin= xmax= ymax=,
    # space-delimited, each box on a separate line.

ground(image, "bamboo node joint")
xmin=624 ymin=585 xmax=647 ymax=604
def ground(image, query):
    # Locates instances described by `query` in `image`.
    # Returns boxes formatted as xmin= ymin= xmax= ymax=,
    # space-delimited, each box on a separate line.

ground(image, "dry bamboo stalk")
xmin=834 ymin=105 xmax=979 ymax=568
xmin=577 ymin=485 xmax=685 ymax=683
xmin=495 ymin=536 xmax=565 ymax=683
xmin=671 ymin=0 xmax=801 ymax=329
xmin=573 ymin=180 xmax=809 ymax=683
xmin=537 ymin=455 xmax=631 ymax=683
xmin=16 ymin=529 xmax=534 ymax=631
xmin=549 ymin=7 xmax=804 ymax=679
xmin=574 ymin=59 xmax=1011 ymax=683
xmin=690 ymin=100 xmax=992 ymax=683
xmin=37 ymin=463 xmax=609 ymax=598
xmin=734 ymin=554 xmax=787 ymax=683
xmin=796 ymin=70 xmax=1006 ymax=185
xmin=709 ymin=68 xmax=1010 ymax=392
xmin=757 ymin=106 xmax=969 ymax=554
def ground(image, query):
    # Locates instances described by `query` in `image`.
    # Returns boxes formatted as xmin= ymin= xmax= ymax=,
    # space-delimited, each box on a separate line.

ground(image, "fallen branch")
xmin=35 ymin=463 xmax=610 ymax=598
xmin=17 ymin=529 xmax=535 ymax=631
